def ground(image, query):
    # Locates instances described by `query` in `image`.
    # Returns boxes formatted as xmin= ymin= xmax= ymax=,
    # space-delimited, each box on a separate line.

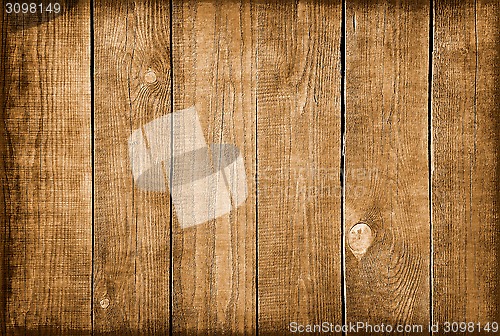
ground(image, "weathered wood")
xmin=94 ymin=0 xmax=171 ymax=333
xmin=0 ymin=1 xmax=92 ymax=334
xmin=0 ymin=1 xmax=498 ymax=333
xmin=344 ymin=0 xmax=430 ymax=331
xmin=171 ymin=0 xmax=256 ymax=333
xmin=432 ymin=0 xmax=499 ymax=327
xmin=256 ymin=0 xmax=343 ymax=333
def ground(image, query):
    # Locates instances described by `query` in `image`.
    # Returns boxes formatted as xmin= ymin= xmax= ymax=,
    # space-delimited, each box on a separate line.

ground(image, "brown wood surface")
xmin=344 ymin=0 xmax=430 ymax=332
xmin=0 ymin=1 xmax=92 ymax=334
xmin=256 ymin=0 xmax=343 ymax=333
xmin=432 ymin=0 xmax=499 ymax=328
xmin=94 ymin=0 xmax=171 ymax=333
xmin=0 ymin=0 xmax=499 ymax=334
xmin=171 ymin=0 xmax=256 ymax=333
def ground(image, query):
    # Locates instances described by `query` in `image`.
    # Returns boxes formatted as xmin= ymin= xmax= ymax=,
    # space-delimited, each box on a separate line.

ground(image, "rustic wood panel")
xmin=171 ymin=0 xmax=256 ymax=333
xmin=256 ymin=0 xmax=343 ymax=333
xmin=0 ymin=0 xmax=499 ymax=334
xmin=0 ymin=1 xmax=92 ymax=334
xmin=344 ymin=0 xmax=430 ymax=331
xmin=94 ymin=0 xmax=171 ymax=333
xmin=432 ymin=0 xmax=499 ymax=327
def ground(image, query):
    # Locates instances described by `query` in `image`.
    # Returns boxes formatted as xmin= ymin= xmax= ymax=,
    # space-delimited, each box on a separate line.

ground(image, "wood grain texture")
xmin=94 ymin=0 xmax=171 ymax=333
xmin=256 ymin=1 xmax=343 ymax=333
xmin=0 ymin=1 xmax=498 ymax=334
xmin=432 ymin=0 xmax=499 ymax=327
xmin=344 ymin=0 xmax=430 ymax=331
xmin=0 ymin=1 xmax=92 ymax=334
xmin=171 ymin=0 xmax=256 ymax=333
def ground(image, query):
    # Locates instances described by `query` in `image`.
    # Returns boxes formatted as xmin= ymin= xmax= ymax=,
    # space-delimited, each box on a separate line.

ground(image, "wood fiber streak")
xmin=94 ymin=0 xmax=170 ymax=334
xmin=171 ymin=0 xmax=256 ymax=334
xmin=256 ymin=1 xmax=343 ymax=333
xmin=0 ymin=1 xmax=92 ymax=334
xmin=344 ymin=1 xmax=430 ymax=333
xmin=432 ymin=0 xmax=499 ymax=328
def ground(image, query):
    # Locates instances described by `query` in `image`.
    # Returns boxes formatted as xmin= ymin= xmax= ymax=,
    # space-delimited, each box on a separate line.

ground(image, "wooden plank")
xmin=94 ymin=0 xmax=171 ymax=333
xmin=0 ymin=1 xmax=92 ymax=334
xmin=432 ymin=0 xmax=499 ymax=327
xmin=171 ymin=0 xmax=256 ymax=333
xmin=256 ymin=1 xmax=343 ymax=333
xmin=344 ymin=0 xmax=430 ymax=330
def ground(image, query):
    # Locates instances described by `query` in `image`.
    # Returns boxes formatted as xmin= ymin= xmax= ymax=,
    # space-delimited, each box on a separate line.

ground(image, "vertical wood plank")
xmin=171 ymin=0 xmax=256 ymax=333
xmin=94 ymin=0 xmax=171 ymax=333
xmin=432 ymin=0 xmax=499 ymax=326
xmin=344 ymin=0 xmax=430 ymax=330
xmin=0 ymin=1 xmax=92 ymax=334
xmin=256 ymin=0 xmax=343 ymax=333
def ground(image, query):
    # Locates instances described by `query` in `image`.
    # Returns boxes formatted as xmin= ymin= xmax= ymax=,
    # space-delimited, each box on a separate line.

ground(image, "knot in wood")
xmin=100 ymin=297 xmax=110 ymax=309
xmin=144 ymin=70 xmax=157 ymax=84
xmin=348 ymin=222 xmax=374 ymax=260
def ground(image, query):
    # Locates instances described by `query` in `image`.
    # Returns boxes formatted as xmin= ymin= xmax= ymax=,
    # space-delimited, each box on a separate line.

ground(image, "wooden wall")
xmin=1 ymin=0 xmax=498 ymax=334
